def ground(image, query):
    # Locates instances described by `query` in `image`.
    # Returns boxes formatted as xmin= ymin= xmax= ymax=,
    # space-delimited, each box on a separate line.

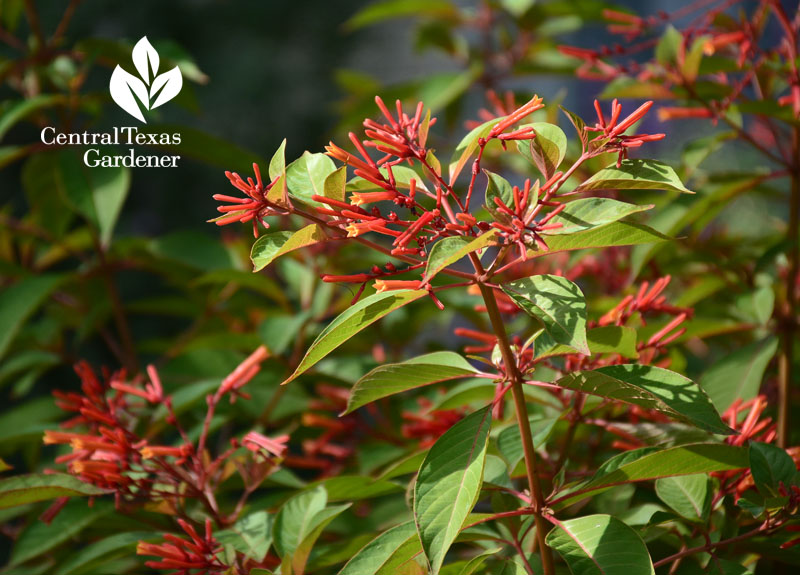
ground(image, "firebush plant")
xmin=12 ymin=92 xmax=799 ymax=575
xmin=2 ymin=1 xmax=800 ymax=575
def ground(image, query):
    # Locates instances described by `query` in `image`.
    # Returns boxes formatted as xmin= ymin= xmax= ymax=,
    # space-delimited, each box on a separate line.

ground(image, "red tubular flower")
xmin=137 ymin=518 xmax=226 ymax=574
xmin=657 ymin=106 xmax=713 ymax=121
xmin=703 ymin=31 xmax=748 ymax=55
xmin=242 ymin=432 xmax=289 ymax=458
xmin=374 ymin=279 xmax=422 ymax=293
xmin=218 ymin=345 xmax=269 ymax=396
xmin=215 ymin=163 xmax=276 ymax=237
xmin=488 ymin=95 xmax=544 ymax=138
xmin=402 ymin=399 xmax=465 ymax=448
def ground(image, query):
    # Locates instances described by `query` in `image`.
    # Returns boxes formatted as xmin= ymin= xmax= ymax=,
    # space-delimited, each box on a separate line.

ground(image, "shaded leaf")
xmin=700 ymin=337 xmax=778 ymax=411
xmin=556 ymin=365 xmax=732 ymax=434
xmin=0 ymin=473 xmax=107 ymax=509
xmin=0 ymin=275 xmax=62 ymax=361
xmin=216 ymin=511 xmax=272 ymax=562
xmin=749 ymin=442 xmax=798 ymax=497
xmin=553 ymin=443 xmax=748 ymax=509
xmin=655 ymin=474 xmax=711 ymax=522
xmin=54 ymin=531 xmax=154 ymax=575
xmin=11 ymin=500 xmax=112 ymax=565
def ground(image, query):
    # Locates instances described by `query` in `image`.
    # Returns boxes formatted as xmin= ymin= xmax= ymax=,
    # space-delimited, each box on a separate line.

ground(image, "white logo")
xmin=109 ymin=36 xmax=183 ymax=123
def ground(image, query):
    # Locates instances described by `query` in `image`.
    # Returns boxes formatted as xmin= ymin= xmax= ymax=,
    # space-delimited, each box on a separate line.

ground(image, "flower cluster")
xmin=560 ymin=1 xmax=800 ymax=145
xmin=137 ymin=518 xmax=226 ymax=575
xmin=43 ymin=346 xmax=284 ymax=525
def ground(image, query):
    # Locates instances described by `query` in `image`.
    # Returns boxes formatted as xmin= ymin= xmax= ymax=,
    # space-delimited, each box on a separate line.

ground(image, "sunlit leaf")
xmin=414 ymin=407 xmax=492 ymax=574
xmin=284 ymin=290 xmax=427 ymax=384
xmin=546 ymin=514 xmax=655 ymax=575
xmin=502 ymin=274 xmax=589 ymax=355
xmin=345 ymin=351 xmax=479 ymax=414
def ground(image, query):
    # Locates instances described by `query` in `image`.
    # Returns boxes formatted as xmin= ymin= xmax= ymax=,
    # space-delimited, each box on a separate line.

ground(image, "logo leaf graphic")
xmin=108 ymin=36 xmax=183 ymax=123
xmin=131 ymin=36 xmax=159 ymax=84
xmin=150 ymin=67 xmax=183 ymax=109
xmin=109 ymin=66 xmax=149 ymax=123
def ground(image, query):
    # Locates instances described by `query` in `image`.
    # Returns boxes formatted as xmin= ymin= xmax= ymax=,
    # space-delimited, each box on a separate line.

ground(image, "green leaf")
xmin=324 ymin=166 xmax=348 ymax=202
xmin=274 ymin=487 xmax=327 ymax=559
xmin=0 ymin=274 xmax=62 ymax=361
xmin=502 ymin=274 xmax=589 ymax=355
xmin=11 ymin=500 xmax=112 ymax=565
xmin=582 ymin=326 xmax=638 ymax=358
xmin=484 ymin=170 xmax=514 ymax=220
xmin=259 ymin=312 xmax=309 ymax=355
xmin=54 ymin=531 xmax=154 ymax=575
xmin=89 ymin=162 xmax=131 ymax=246
xmin=286 ymin=151 xmax=337 ymax=206
xmin=560 ymin=106 xmax=588 ymax=150
xmin=546 ymin=514 xmax=655 ymax=575
xmin=284 ymin=290 xmax=426 ymax=384
xmin=345 ymin=351 xmax=479 ymax=414
xmin=345 ymin=0 xmax=458 ymax=30
xmin=347 ymin=165 xmax=427 ymax=193
xmin=656 ymin=25 xmax=683 ymax=66
xmin=150 ymin=230 xmax=235 ymax=271
xmin=0 ymin=95 xmax=65 ymax=141
xmin=32 ymin=149 xmax=130 ymax=244
xmin=456 ymin=548 xmax=501 ymax=575
xmin=655 ymin=474 xmax=711 ymax=522
xmin=414 ymin=406 xmax=492 ymax=574
xmin=308 ymin=476 xmax=404 ymax=501
xmin=533 ymin=326 xmax=638 ymax=361
xmin=216 ymin=511 xmax=273 ymax=562
xmin=424 ymin=231 xmax=498 ymax=282
xmin=140 ymin=124 xmax=260 ymax=170
xmin=543 ymin=198 xmax=652 ymax=235
xmin=516 ymin=123 xmax=567 ymax=179
xmin=0 ymin=472 xmax=107 ymax=510
xmin=269 ymin=138 xmax=287 ymax=181
xmin=749 ymin=442 xmax=798 ymax=497
xmin=497 ymin=418 xmax=556 ymax=470
xmin=339 ymin=522 xmax=421 ymax=575
xmin=282 ymin=502 xmax=351 ymax=575
xmin=700 ymin=337 xmax=778 ymax=411
xmin=532 ymin=221 xmax=671 ymax=257
xmin=556 ymin=365 xmax=732 ymax=434
xmin=250 ymin=224 xmax=328 ymax=272
xmin=553 ymin=443 xmax=748 ymax=508
xmin=451 ymin=119 xmax=497 ymax=184
xmin=575 ymin=159 xmax=693 ymax=194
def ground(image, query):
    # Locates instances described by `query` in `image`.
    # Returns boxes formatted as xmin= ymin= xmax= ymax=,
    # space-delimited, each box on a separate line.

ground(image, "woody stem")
xmin=469 ymin=253 xmax=554 ymax=575
xmin=779 ymin=124 xmax=800 ymax=447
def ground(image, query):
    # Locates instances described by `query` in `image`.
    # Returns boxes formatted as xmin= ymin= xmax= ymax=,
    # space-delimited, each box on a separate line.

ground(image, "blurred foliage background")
xmin=2 ymin=0 xmax=797 ymax=571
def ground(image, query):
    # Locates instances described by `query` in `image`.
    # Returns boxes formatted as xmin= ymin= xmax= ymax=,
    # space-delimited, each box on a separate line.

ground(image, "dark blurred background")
xmin=1 ymin=0 xmax=681 ymax=239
